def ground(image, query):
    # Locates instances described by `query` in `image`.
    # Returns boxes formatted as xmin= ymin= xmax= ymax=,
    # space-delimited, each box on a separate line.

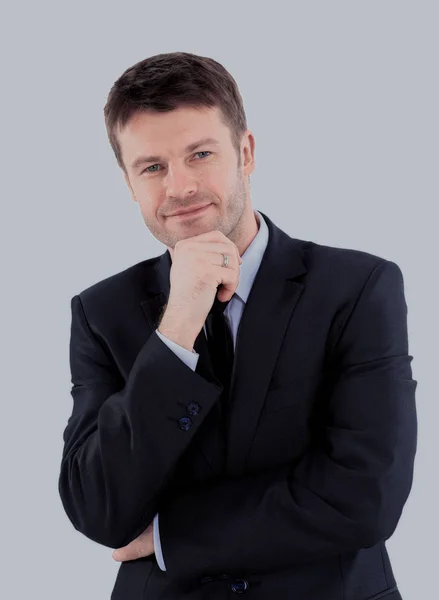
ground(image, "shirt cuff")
xmin=153 ymin=512 xmax=166 ymax=571
xmin=155 ymin=329 xmax=199 ymax=371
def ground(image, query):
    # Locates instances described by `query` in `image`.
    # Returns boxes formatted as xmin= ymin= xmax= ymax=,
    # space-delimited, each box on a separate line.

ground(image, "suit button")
xmin=178 ymin=417 xmax=192 ymax=430
xmin=231 ymin=579 xmax=249 ymax=593
xmin=187 ymin=402 xmax=200 ymax=416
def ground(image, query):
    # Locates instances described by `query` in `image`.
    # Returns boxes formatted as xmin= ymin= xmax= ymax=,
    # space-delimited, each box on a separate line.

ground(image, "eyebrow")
xmin=130 ymin=137 xmax=220 ymax=171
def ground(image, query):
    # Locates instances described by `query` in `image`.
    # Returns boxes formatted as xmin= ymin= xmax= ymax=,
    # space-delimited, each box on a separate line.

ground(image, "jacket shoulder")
xmin=72 ymin=254 xmax=161 ymax=308
xmin=303 ymin=238 xmax=399 ymax=280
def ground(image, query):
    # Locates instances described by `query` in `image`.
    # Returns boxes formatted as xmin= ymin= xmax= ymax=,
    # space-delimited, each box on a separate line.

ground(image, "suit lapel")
xmin=139 ymin=211 xmax=308 ymax=477
xmin=225 ymin=211 xmax=307 ymax=475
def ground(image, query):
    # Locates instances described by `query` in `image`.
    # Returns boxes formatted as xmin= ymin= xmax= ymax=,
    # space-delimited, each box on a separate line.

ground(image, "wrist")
xmin=158 ymin=315 xmax=196 ymax=352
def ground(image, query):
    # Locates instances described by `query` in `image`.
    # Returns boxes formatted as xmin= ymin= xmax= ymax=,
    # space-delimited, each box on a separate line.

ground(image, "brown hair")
xmin=103 ymin=51 xmax=248 ymax=174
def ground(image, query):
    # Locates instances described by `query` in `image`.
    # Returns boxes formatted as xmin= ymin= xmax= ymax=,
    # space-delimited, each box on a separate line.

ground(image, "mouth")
xmin=169 ymin=203 xmax=212 ymax=218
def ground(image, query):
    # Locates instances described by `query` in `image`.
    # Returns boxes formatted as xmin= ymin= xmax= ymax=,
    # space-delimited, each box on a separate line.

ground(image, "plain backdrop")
xmin=1 ymin=1 xmax=437 ymax=598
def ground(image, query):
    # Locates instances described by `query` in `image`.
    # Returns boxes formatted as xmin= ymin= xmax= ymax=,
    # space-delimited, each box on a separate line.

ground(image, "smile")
xmin=170 ymin=204 xmax=212 ymax=218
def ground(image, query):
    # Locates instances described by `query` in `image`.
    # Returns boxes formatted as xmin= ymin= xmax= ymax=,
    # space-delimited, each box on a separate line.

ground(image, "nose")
xmin=164 ymin=163 xmax=198 ymax=199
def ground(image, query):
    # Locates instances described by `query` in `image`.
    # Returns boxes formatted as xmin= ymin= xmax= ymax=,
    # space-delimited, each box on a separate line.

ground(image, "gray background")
xmin=1 ymin=1 xmax=437 ymax=598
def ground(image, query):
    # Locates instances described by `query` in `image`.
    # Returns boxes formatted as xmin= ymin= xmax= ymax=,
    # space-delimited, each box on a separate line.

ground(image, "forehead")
xmin=118 ymin=105 xmax=231 ymax=168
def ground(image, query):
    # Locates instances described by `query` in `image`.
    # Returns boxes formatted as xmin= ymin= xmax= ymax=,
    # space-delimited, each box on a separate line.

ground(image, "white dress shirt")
xmin=153 ymin=209 xmax=269 ymax=570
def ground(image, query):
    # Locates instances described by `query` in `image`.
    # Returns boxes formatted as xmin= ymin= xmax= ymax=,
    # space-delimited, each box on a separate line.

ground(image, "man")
xmin=58 ymin=52 xmax=417 ymax=599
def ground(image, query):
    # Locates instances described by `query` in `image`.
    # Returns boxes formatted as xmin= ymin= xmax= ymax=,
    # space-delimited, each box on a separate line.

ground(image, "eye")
xmin=142 ymin=164 xmax=160 ymax=173
xmin=194 ymin=151 xmax=211 ymax=159
xmin=140 ymin=151 xmax=211 ymax=175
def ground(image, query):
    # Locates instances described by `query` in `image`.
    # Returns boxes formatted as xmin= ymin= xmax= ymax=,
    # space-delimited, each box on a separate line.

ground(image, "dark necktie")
xmin=205 ymin=293 xmax=235 ymax=408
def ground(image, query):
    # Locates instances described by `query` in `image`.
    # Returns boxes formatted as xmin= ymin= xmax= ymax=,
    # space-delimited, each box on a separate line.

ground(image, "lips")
xmin=168 ymin=203 xmax=211 ymax=216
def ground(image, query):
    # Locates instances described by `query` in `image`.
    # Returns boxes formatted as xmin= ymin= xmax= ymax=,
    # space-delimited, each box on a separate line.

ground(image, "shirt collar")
xmin=234 ymin=209 xmax=269 ymax=304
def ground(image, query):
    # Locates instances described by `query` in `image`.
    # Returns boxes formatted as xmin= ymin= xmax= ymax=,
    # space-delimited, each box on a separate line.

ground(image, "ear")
xmin=241 ymin=130 xmax=255 ymax=177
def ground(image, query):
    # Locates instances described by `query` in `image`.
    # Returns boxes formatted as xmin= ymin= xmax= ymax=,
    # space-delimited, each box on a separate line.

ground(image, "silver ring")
xmin=222 ymin=253 xmax=229 ymax=268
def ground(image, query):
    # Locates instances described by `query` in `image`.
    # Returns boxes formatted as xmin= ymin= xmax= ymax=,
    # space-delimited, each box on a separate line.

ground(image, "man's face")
xmin=117 ymin=105 xmax=255 ymax=249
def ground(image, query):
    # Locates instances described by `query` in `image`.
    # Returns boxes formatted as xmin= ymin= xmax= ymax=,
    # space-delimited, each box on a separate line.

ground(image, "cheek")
xmin=134 ymin=182 xmax=160 ymax=209
xmin=203 ymin=165 xmax=230 ymax=192
xmin=134 ymin=196 xmax=157 ymax=221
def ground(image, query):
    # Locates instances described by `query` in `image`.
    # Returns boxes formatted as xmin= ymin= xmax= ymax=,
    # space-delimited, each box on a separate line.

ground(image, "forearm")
xmin=59 ymin=296 xmax=222 ymax=549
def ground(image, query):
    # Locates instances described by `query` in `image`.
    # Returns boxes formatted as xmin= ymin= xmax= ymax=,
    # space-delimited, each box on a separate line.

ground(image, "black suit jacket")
xmin=58 ymin=210 xmax=417 ymax=600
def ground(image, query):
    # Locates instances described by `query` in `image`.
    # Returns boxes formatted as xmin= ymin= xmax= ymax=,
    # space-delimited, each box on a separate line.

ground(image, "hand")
xmin=159 ymin=231 xmax=242 ymax=350
xmin=112 ymin=522 xmax=154 ymax=562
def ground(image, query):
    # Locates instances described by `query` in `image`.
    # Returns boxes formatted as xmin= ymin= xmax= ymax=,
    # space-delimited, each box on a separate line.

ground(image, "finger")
xmin=203 ymin=251 xmax=241 ymax=271
xmin=112 ymin=541 xmax=142 ymax=561
xmin=179 ymin=240 xmax=242 ymax=264
xmin=211 ymin=266 xmax=240 ymax=301
xmin=112 ymin=546 xmax=140 ymax=562
xmin=113 ymin=537 xmax=154 ymax=562
xmin=112 ymin=548 xmax=129 ymax=561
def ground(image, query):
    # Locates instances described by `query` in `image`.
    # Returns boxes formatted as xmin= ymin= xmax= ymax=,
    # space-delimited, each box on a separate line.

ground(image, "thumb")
xmin=112 ymin=549 xmax=123 ymax=561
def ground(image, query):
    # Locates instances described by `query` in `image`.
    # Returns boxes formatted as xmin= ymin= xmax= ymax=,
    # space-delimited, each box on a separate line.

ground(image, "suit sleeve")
xmin=153 ymin=328 xmax=202 ymax=571
xmin=157 ymin=259 xmax=418 ymax=588
xmin=58 ymin=294 xmax=222 ymax=549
